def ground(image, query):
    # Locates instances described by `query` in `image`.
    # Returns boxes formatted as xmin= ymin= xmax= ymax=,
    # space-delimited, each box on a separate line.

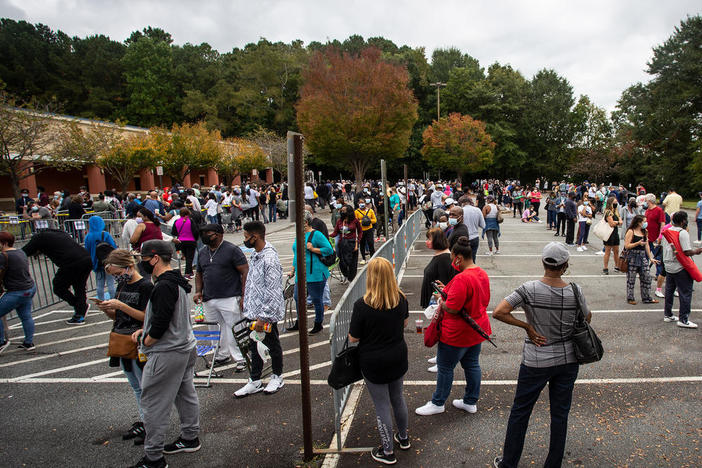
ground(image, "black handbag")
xmin=570 ymin=283 xmax=604 ymax=364
xmin=327 ymin=337 xmax=362 ymax=389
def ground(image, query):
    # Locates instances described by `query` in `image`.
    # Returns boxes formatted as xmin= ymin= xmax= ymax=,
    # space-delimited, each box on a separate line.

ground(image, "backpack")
xmin=359 ymin=209 xmax=372 ymax=227
xmin=95 ymin=232 xmax=115 ymax=269
xmin=313 ymin=230 xmax=337 ymax=267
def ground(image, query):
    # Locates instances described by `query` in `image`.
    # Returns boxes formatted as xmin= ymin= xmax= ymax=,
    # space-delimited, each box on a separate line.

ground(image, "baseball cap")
xmin=141 ymin=240 xmax=174 ymax=258
xmin=200 ymin=223 xmax=224 ymax=234
xmin=444 ymin=197 xmax=456 ymax=206
xmin=542 ymin=242 xmax=569 ymax=266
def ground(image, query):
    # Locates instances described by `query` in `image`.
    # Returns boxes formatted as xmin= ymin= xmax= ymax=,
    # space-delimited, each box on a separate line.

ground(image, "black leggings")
xmin=360 ymin=229 xmax=375 ymax=260
xmin=513 ymin=201 xmax=523 ymax=217
xmin=179 ymin=241 xmax=196 ymax=275
xmin=338 ymin=238 xmax=359 ymax=281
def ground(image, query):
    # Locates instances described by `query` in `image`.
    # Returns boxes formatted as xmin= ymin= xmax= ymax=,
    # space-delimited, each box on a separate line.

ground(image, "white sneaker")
xmin=595 ymin=251 xmax=605 ymax=256
xmin=677 ymin=320 xmax=698 ymax=329
xmin=654 ymin=290 xmax=665 ymax=298
xmin=663 ymin=315 xmax=679 ymax=322
xmin=359 ymin=259 xmax=367 ymax=265
xmin=415 ymin=401 xmax=445 ymax=416
xmin=427 ymin=356 xmax=437 ymax=364
xmin=452 ymin=399 xmax=477 ymax=413
xmin=427 ymin=365 xmax=438 ymax=373
xmin=486 ymin=251 xmax=493 ymax=256
xmin=234 ymin=378 xmax=263 ymax=398
xmin=674 ymin=290 xmax=679 ymax=297
xmin=264 ymin=374 xmax=285 ymax=394
xmin=581 ymin=245 xmax=587 ymax=251
xmin=494 ymin=250 xmax=500 ymax=255
xmin=576 ymin=246 xmax=584 ymax=252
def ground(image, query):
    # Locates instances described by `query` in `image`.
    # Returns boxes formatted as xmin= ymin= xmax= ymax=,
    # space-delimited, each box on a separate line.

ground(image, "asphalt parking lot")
xmin=0 ymin=213 xmax=700 ymax=467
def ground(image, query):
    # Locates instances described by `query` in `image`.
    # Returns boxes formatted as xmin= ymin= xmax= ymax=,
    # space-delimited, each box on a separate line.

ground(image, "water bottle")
xmin=137 ymin=334 xmax=148 ymax=363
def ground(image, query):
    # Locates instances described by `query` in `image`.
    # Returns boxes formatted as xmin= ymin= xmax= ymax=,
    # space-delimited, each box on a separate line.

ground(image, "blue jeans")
xmin=121 ymin=359 xmax=144 ymax=420
xmin=697 ymin=219 xmax=702 ymax=242
xmin=431 ymin=341 xmax=482 ymax=406
xmin=307 ymin=280 xmax=331 ymax=307
xmin=500 ymin=363 xmax=579 ymax=468
xmin=0 ymin=286 xmax=36 ymax=344
xmin=268 ymin=203 xmax=277 ymax=222
xmin=294 ymin=279 xmax=326 ymax=324
xmin=206 ymin=215 xmax=218 ymax=224
xmin=577 ymin=221 xmax=590 ymax=245
xmin=547 ymin=210 xmax=556 ymax=228
xmin=95 ymin=269 xmax=115 ymax=301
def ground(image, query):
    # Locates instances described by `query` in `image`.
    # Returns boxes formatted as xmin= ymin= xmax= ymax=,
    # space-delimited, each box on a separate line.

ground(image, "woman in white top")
xmin=576 ymin=197 xmax=593 ymax=251
xmin=204 ymin=192 xmax=219 ymax=224
xmin=482 ymin=196 xmax=501 ymax=255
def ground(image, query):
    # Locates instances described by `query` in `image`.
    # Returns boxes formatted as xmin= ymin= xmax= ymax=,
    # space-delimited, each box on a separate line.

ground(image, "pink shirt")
xmin=174 ymin=217 xmax=196 ymax=242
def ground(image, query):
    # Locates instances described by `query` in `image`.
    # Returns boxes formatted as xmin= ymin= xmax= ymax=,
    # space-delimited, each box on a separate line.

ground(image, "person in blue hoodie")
xmin=84 ymin=215 xmax=118 ymax=301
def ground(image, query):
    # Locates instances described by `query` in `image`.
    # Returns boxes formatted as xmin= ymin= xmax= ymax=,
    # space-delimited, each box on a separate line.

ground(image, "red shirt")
xmin=645 ymin=206 xmax=665 ymax=241
xmin=441 ymin=266 xmax=491 ymax=347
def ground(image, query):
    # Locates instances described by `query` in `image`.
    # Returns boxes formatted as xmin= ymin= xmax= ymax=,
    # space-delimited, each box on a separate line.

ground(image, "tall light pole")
xmin=430 ymin=82 xmax=446 ymax=121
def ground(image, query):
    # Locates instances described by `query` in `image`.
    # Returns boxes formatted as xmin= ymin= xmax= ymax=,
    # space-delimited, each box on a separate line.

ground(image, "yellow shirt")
xmin=662 ymin=192 xmax=682 ymax=215
xmin=355 ymin=208 xmax=377 ymax=231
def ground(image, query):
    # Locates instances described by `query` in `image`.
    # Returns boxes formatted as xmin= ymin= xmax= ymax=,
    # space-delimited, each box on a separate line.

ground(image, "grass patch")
xmin=682 ymin=199 xmax=700 ymax=210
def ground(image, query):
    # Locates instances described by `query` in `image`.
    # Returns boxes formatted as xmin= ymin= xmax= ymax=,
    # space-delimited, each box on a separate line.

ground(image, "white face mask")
xmin=438 ymin=222 xmax=448 ymax=230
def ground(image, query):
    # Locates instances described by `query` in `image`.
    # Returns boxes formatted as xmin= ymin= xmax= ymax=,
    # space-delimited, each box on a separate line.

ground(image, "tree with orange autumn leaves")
xmin=421 ymin=113 xmax=495 ymax=180
xmin=296 ymin=48 xmax=417 ymax=188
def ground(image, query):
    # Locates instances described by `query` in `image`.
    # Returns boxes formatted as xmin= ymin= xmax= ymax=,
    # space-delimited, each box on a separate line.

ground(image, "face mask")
xmin=438 ymin=222 xmax=448 ymax=230
xmin=425 ymin=240 xmax=432 ymax=249
xmin=365 ymin=199 xmax=371 ymax=204
xmin=583 ymin=201 xmax=589 ymax=205
xmin=201 ymin=234 xmax=215 ymax=246
xmin=448 ymin=218 xmax=458 ymax=226
xmin=243 ymin=236 xmax=256 ymax=248
xmin=358 ymin=203 xmax=365 ymax=209
xmin=135 ymin=217 xmax=143 ymax=224
xmin=140 ymin=259 xmax=155 ymax=275
xmin=642 ymin=222 xmax=648 ymax=229
xmin=334 ymin=203 xmax=342 ymax=209
xmin=643 ymin=202 xmax=649 ymax=209
xmin=31 ymin=206 xmax=39 ymax=211
xmin=115 ymin=268 xmax=132 ymax=283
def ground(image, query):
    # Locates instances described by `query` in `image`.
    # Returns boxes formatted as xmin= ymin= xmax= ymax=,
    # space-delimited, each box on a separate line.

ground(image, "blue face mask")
xmin=448 ymin=217 xmax=458 ymax=226
xmin=642 ymin=222 xmax=648 ymax=229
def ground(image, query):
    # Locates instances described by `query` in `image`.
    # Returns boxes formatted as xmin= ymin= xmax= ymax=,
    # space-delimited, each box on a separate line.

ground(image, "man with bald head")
xmin=447 ymin=206 xmax=469 ymax=251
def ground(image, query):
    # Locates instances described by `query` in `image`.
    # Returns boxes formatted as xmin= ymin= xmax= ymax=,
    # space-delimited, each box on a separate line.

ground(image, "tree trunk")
xmin=9 ymin=170 xmax=20 ymax=201
xmin=351 ymin=159 xmax=367 ymax=193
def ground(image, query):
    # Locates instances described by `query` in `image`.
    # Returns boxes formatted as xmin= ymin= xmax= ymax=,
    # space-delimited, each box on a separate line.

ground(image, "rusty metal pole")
xmin=292 ymin=133 xmax=314 ymax=461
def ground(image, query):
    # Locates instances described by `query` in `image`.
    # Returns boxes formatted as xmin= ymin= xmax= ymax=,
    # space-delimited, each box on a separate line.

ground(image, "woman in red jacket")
xmin=415 ymin=236 xmax=491 ymax=416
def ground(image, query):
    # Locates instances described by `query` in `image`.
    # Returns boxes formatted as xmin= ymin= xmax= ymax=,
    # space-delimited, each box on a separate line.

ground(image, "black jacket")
xmin=22 ymin=229 xmax=90 ymax=268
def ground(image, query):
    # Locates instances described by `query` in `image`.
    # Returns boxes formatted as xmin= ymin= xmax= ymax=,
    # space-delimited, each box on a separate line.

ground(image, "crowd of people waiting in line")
xmin=1 ymin=176 xmax=701 ymax=467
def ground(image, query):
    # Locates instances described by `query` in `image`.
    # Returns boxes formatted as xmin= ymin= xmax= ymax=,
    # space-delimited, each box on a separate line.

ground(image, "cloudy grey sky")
xmin=2 ymin=0 xmax=699 ymax=111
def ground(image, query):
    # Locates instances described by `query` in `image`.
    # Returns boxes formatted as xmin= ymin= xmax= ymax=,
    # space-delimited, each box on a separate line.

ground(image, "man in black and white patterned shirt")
xmin=235 ymin=221 xmax=285 ymax=397
xmin=492 ymin=242 xmax=592 ymax=468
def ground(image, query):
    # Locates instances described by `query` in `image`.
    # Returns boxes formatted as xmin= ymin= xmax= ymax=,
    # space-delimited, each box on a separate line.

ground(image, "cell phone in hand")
xmin=88 ymin=297 xmax=102 ymax=304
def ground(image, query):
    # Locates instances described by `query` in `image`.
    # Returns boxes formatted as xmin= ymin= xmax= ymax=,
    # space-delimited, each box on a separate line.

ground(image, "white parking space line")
xmin=407 ymin=309 xmax=702 ymax=315
xmin=402 ymin=274 xmax=621 ymax=278
xmin=3 ymin=375 xmax=700 ymax=386
xmin=411 ymin=254 xmax=601 ymax=258
xmin=0 ymin=343 xmax=107 ymax=368
xmin=7 ymin=358 xmax=108 ymax=382
xmin=19 ymin=313 xmax=103 ymax=329
xmin=31 ymin=320 xmax=112 ymax=337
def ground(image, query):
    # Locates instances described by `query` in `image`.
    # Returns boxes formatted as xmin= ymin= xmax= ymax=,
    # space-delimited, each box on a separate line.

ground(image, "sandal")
xmin=627 ymin=300 xmax=637 ymax=305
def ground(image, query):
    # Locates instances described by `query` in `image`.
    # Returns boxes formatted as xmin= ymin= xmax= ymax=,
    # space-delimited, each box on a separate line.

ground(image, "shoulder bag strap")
xmin=570 ymin=283 xmax=585 ymax=324
xmin=0 ymin=251 xmax=9 ymax=284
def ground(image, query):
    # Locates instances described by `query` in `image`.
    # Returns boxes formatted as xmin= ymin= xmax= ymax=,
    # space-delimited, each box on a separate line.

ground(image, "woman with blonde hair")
xmin=349 ymin=257 xmax=410 ymax=465
xmin=98 ymin=249 xmax=154 ymax=445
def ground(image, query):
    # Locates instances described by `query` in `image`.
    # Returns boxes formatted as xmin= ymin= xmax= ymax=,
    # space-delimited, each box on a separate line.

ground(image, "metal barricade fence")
xmin=28 ymin=254 xmax=97 ymax=311
xmin=327 ymin=209 xmax=425 ymax=450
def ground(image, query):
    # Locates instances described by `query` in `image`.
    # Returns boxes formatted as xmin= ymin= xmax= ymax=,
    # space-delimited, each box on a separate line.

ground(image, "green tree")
xmin=568 ymin=95 xmax=614 ymax=180
xmin=421 ymin=112 xmax=495 ymax=179
xmin=121 ymin=35 xmax=178 ymax=126
xmin=297 ymin=48 xmax=418 ymax=187
xmin=521 ymin=69 xmax=575 ymax=180
xmin=613 ymin=15 xmax=702 ymax=194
